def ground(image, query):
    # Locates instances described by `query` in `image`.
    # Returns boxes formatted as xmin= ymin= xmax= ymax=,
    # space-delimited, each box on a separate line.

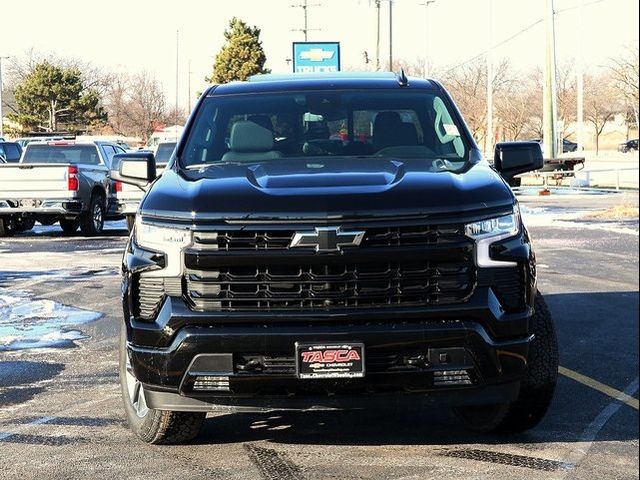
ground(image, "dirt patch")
xmin=585 ymin=204 xmax=639 ymax=220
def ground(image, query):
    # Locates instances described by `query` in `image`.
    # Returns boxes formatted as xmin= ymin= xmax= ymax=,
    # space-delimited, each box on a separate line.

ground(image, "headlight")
xmin=465 ymin=207 xmax=520 ymax=239
xmin=466 ymin=207 xmax=520 ymax=268
xmin=135 ymin=217 xmax=192 ymax=250
xmin=135 ymin=216 xmax=192 ymax=277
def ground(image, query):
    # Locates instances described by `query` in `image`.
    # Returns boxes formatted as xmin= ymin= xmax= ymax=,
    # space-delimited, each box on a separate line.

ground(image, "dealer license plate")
xmin=295 ymin=342 xmax=365 ymax=379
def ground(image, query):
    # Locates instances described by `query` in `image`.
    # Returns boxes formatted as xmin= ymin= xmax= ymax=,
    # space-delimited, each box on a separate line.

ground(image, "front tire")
xmin=454 ymin=292 xmax=558 ymax=433
xmin=80 ymin=194 xmax=105 ymax=236
xmin=119 ymin=325 xmax=205 ymax=444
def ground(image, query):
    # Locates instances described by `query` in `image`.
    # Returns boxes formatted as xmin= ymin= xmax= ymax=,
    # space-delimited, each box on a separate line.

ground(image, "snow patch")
xmin=30 ymin=219 xmax=127 ymax=235
xmin=0 ymin=288 xmax=102 ymax=351
xmin=520 ymin=205 xmax=639 ymax=236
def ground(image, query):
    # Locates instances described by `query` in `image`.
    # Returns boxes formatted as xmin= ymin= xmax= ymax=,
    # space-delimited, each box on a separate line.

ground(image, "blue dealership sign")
xmin=292 ymin=42 xmax=341 ymax=73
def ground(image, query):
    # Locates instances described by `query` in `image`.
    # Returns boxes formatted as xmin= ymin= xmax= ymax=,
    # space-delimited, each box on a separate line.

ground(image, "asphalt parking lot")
xmin=0 ymin=192 xmax=638 ymax=480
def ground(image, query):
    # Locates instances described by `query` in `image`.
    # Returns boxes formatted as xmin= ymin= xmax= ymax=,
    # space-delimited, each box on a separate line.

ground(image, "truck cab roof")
xmin=207 ymin=72 xmax=439 ymax=96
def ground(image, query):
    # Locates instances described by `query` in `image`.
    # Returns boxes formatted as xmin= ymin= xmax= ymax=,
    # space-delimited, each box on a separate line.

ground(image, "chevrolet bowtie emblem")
xmin=299 ymin=48 xmax=335 ymax=62
xmin=290 ymin=227 xmax=365 ymax=252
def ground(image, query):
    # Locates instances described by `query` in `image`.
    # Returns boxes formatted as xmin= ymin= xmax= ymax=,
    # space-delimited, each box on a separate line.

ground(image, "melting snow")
xmin=0 ymin=289 xmax=102 ymax=351
xmin=520 ymin=205 xmax=639 ymax=236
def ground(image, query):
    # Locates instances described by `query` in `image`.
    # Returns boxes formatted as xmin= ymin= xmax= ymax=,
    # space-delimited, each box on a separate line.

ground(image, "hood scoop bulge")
xmin=246 ymin=159 xmax=405 ymax=190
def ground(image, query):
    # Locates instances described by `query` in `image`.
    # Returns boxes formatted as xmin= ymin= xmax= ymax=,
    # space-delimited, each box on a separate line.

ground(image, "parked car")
xmin=618 ymin=139 xmax=638 ymax=153
xmin=113 ymin=72 xmax=557 ymax=444
xmin=114 ymin=141 xmax=175 ymax=231
xmin=0 ymin=142 xmax=23 ymax=163
xmin=13 ymin=136 xmax=73 ymax=149
xmin=529 ymin=138 xmax=578 ymax=154
xmin=562 ymin=138 xmax=578 ymax=152
xmin=0 ymin=140 xmax=127 ymax=236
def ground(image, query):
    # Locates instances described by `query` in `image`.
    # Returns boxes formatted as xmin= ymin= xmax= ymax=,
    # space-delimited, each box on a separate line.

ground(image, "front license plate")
xmin=295 ymin=342 xmax=365 ymax=379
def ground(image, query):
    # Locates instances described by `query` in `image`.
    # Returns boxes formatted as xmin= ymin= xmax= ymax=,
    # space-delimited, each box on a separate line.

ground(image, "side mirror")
xmin=111 ymin=152 xmax=156 ymax=189
xmin=494 ymin=141 xmax=543 ymax=180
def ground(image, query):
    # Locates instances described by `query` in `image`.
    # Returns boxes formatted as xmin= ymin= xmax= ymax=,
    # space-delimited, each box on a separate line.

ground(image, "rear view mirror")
xmin=111 ymin=152 xmax=156 ymax=189
xmin=494 ymin=141 xmax=543 ymax=180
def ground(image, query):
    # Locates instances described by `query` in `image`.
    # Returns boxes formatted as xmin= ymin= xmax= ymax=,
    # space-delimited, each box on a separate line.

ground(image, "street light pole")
xmin=576 ymin=0 xmax=585 ymax=152
xmin=0 ymin=56 xmax=9 ymax=139
xmin=388 ymin=0 xmax=393 ymax=70
xmin=486 ymin=0 xmax=493 ymax=154
xmin=543 ymin=0 xmax=559 ymax=159
xmin=175 ymin=30 xmax=179 ymax=138
xmin=420 ymin=0 xmax=436 ymax=78
xmin=375 ymin=0 xmax=381 ymax=71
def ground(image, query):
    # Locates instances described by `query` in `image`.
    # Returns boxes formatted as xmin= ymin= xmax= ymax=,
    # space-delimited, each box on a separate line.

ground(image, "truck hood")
xmin=140 ymin=158 xmax=515 ymax=221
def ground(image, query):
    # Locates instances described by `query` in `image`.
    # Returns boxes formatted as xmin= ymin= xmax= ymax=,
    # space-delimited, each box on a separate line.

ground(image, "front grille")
xmin=192 ymin=224 xmax=466 ymax=251
xmin=186 ymin=260 xmax=474 ymax=311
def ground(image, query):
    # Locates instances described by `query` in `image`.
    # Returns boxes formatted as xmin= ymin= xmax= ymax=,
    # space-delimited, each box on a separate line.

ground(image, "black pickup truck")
xmin=113 ymin=72 xmax=557 ymax=444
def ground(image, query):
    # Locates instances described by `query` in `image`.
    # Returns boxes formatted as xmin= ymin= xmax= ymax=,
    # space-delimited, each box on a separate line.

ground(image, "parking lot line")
xmin=559 ymin=366 xmax=639 ymax=410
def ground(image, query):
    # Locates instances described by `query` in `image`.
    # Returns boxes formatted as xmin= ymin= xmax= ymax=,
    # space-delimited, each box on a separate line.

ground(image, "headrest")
xmin=373 ymin=111 xmax=403 ymax=133
xmin=229 ymin=121 xmax=274 ymax=152
xmin=247 ymin=115 xmax=273 ymax=132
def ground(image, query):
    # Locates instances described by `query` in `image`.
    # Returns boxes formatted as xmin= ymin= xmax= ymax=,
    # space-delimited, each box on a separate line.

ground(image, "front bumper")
xmin=125 ymin=288 xmax=533 ymax=410
xmin=122 ymin=225 xmax=536 ymax=411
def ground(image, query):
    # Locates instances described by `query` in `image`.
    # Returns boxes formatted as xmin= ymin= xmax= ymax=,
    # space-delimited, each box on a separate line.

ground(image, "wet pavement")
xmin=0 ymin=192 xmax=637 ymax=480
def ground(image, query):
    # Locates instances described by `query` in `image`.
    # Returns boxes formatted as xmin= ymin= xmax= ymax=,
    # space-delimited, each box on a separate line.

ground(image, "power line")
xmin=442 ymin=18 xmax=543 ymax=74
xmin=441 ymin=0 xmax=608 ymax=75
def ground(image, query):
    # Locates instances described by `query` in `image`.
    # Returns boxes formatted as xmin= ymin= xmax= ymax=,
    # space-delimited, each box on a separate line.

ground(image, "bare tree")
xmin=584 ymin=73 xmax=620 ymax=155
xmin=102 ymin=72 xmax=168 ymax=143
xmin=556 ymin=60 xmax=577 ymax=139
xmin=495 ymin=73 xmax=534 ymax=141
xmin=608 ymin=44 xmax=639 ymax=131
xmin=441 ymin=58 xmax=513 ymax=148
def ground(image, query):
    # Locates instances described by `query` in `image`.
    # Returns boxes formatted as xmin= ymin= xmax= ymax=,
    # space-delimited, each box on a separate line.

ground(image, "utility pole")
xmin=389 ymin=0 xmax=393 ymax=70
xmin=175 ymin=30 xmax=179 ymax=136
xmin=486 ymin=0 xmax=493 ymax=154
xmin=0 ymin=56 xmax=8 ymax=138
xmin=187 ymin=59 xmax=192 ymax=114
xmin=576 ymin=0 xmax=585 ymax=152
xmin=291 ymin=0 xmax=320 ymax=41
xmin=543 ymin=0 xmax=559 ymax=159
xmin=420 ymin=0 xmax=436 ymax=78
xmin=375 ymin=0 xmax=381 ymax=71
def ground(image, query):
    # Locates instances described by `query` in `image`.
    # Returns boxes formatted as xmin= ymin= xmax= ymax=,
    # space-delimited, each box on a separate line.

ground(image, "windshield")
xmin=155 ymin=142 xmax=177 ymax=164
xmin=22 ymin=144 xmax=100 ymax=164
xmin=181 ymin=90 xmax=469 ymax=171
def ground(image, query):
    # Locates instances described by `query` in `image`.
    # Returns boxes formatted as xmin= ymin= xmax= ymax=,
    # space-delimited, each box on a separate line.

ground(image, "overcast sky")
xmin=2 ymin=0 xmax=638 ymax=108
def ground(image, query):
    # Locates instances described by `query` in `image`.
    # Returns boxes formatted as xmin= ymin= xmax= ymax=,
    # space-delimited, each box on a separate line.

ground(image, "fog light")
xmin=433 ymin=369 xmax=472 ymax=386
xmin=192 ymin=375 xmax=230 ymax=392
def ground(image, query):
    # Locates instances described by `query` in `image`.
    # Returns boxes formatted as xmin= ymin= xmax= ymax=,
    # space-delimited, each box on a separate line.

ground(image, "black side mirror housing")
xmin=111 ymin=152 xmax=157 ymax=189
xmin=494 ymin=141 xmax=543 ymax=180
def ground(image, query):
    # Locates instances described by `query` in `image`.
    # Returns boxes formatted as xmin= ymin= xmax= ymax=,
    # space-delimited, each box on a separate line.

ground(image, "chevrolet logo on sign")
xmin=290 ymin=227 xmax=365 ymax=252
xmin=299 ymin=48 xmax=335 ymax=62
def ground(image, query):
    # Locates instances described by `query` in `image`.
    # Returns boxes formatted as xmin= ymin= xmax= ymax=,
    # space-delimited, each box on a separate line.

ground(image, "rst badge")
xmin=296 ymin=343 xmax=365 ymax=379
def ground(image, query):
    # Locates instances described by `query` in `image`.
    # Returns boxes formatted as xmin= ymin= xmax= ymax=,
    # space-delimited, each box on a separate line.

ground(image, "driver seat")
xmin=221 ymin=121 xmax=282 ymax=163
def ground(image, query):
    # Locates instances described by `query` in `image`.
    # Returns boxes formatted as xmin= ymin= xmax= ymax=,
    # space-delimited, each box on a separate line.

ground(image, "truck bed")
xmin=0 ymin=163 xmax=76 ymax=200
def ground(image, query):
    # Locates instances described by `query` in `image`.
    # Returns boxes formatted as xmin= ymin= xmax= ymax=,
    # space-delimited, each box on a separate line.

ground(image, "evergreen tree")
xmin=207 ymin=18 xmax=270 ymax=84
xmin=10 ymin=61 xmax=105 ymax=132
